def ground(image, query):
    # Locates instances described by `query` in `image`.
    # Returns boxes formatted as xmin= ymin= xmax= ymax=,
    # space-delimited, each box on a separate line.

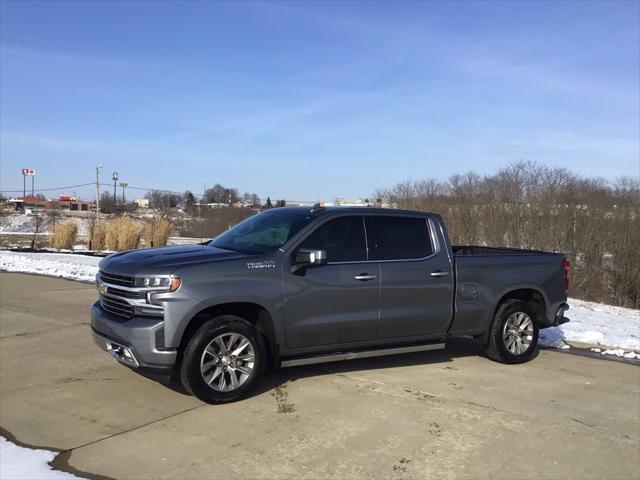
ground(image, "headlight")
xmin=134 ymin=276 xmax=181 ymax=292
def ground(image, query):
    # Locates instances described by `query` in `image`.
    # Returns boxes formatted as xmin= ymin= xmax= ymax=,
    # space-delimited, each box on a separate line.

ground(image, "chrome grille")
xmin=105 ymin=286 xmax=145 ymax=299
xmin=99 ymin=294 xmax=134 ymax=320
xmin=99 ymin=270 xmax=135 ymax=287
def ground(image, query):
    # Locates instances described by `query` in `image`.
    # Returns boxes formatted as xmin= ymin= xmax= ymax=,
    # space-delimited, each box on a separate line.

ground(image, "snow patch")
xmin=590 ymin=348 xmax=639 ymax=359
xmin=0 ymin=214 xmax=90 ymax=236
xmin=538 ymin=328 xmax=570 ymax=349
xmin=539 ymin=298 xmax=640 ymax=352
xmin=0 ymin=436 xmax=85 ymax=479
xmin=0 ymin=251 xmax=100 ymax=282
xmin=0 ymin=215 xmax=38 ymax=234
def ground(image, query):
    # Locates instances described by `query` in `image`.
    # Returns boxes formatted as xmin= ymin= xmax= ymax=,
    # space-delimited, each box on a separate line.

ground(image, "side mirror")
xmin=292 ymin=249 xmax=327 ymax=273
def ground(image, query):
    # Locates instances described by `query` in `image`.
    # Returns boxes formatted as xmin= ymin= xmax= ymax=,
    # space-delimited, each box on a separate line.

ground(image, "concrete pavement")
xmin=1 ymin=272 xmax=638 ymax=479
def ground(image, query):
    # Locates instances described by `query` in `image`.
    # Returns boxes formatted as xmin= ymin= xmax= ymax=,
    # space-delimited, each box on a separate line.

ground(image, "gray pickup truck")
xmin=92 ymin=206 xmax=570 ymax=403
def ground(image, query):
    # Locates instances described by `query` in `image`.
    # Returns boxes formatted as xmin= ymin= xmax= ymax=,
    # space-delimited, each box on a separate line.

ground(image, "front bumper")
xmin=91 ymin=302 xmax=177 ymax=373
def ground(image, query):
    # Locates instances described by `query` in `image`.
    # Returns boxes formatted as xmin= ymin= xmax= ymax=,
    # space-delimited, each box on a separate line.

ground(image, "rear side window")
xmin=298 ymin=216 xmax=367 ymax=262
xmin=366 ymin=216 xmax=433 ymax=260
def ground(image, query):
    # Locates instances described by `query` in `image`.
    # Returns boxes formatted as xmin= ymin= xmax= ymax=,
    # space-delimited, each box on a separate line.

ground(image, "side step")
xmin=280 ymin=342 xmax=446 ymax=368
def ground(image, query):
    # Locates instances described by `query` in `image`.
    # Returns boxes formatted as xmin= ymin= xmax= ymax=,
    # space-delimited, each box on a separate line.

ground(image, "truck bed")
xmin=449 ymin=245 xmax=567 ymax=337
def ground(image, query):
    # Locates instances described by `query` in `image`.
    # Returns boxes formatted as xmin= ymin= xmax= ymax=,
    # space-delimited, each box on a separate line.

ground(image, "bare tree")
xmin=376 ymin=161 xmax=640 ymax=307
xmin=30 ymin=212 xmax=47 ymax=249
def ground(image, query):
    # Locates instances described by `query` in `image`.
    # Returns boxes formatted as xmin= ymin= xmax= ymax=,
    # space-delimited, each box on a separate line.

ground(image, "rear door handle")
xmin=355 ymin=274 xmax=377 ymax=281
xmin=430 ymin=271 xmax=449 ymax=278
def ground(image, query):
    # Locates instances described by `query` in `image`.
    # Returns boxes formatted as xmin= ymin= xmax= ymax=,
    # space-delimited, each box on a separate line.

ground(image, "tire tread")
xmin=486 ymin=299 xmax=539 ymax=364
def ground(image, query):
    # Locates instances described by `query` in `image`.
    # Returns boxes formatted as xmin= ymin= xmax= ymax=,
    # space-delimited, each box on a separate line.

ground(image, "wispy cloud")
xmin=461 ymin=55 xmax=639 ymax=105
xmin=0 ymin=132 xmax=149 ymax=155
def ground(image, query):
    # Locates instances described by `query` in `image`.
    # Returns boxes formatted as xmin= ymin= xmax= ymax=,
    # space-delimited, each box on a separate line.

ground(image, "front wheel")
xmin=180 ymin=315 xmax=266 ymax=404
xmin=486 ymin=299 xmax=539 ymax=364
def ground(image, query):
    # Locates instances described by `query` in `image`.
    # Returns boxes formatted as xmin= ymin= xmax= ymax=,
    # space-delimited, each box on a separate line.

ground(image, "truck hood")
xmin=99 ymin=245 xmax=246 ymax=276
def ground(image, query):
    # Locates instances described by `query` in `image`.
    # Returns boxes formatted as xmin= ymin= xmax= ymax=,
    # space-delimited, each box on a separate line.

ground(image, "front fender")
xmin=164 ymin=257 xmax=284 ymax=349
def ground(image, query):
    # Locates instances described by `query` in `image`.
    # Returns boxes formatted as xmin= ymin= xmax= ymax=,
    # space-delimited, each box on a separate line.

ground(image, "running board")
xmin=281 ymin=342 xmax=446 ymax=368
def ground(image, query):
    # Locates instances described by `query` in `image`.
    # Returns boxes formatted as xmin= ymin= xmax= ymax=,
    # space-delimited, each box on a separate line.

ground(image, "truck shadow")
xmin=158 ymin=337 xmax=538 ymax=399
xmin=252 ymin=337 xmax=490 ymax=397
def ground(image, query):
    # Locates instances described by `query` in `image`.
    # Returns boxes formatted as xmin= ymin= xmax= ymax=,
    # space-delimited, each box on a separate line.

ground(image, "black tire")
xmin=180 ymin=315 xmax=266 ymax=404
xmin=486 ymin=299 xmax=539 ymax=364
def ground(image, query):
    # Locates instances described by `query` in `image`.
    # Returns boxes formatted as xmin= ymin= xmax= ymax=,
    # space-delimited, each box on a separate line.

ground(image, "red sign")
xmin=21 ymin=168 xmax=36 ymax=176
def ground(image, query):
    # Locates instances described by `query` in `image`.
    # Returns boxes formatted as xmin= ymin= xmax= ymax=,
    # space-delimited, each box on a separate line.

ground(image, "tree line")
xmin=141 ymin=184 xmax=285 ymax=213
xmin=375 ymin=161 xmax=639 ymax=308
xmin=96 ymin=182 xmax=286 ymax=214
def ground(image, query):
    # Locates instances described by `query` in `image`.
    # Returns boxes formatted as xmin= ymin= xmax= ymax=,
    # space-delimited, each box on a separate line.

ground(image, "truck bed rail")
xmin=453 ymin=245 xmax=557 ymax=256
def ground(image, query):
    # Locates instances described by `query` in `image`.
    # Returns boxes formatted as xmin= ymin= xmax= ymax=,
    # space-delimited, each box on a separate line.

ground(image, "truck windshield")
xmin=209 ymin=208 xmax=315 ymax=254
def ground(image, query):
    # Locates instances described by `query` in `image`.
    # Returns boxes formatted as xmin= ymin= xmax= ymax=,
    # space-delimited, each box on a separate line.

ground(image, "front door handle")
xmin=430 ymin=271 xmax=449 ymax=278
xmin=355 ymin=274 xmax=377 ymax=281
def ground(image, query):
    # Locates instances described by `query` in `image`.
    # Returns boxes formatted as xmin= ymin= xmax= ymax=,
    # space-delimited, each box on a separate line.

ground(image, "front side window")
xmin=210 ymin=208 xmax=315 ymax=254
xmin=298 ymin=216 xmax=367 ymax=263
xmin=366 ymin=216 xmax=433 ymax=260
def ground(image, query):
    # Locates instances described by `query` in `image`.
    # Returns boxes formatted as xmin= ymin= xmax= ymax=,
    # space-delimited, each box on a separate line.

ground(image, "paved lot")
xmin=1 ymin=272 xmax=639 ymax=479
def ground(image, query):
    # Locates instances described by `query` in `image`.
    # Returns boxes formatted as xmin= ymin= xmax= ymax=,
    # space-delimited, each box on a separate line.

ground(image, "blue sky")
xmin=1 ymin=0 xmax=638 ymax=201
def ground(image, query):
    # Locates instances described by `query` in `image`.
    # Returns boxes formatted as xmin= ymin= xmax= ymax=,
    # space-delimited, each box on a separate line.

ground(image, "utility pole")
xmin=96 ymin=165 xmax=103 ymax=221
xmin=31 ymin=174 xmax=35 ymax=197
xmin=112 ymin=171 xmax=119 ymax=208
xmin=119 ymin=182 xmax=128 ymax=204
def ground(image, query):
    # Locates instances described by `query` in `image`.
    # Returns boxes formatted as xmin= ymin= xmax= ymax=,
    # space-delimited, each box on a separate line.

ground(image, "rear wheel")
xmin=486 ymin=299 xmax=539 ymax=364
xmin=180 ymin=315 xmax=266 ymax=404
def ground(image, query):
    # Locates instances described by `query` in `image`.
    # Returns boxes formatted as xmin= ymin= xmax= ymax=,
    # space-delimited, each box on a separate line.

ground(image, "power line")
xmin=0 ymin=182 xmax=96 ymax=194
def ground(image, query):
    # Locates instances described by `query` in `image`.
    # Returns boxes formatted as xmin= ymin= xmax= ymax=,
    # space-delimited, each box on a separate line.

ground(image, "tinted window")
xmin=298 ymin=216 xmax=367 ymax=262
xmin=366 ymin=216 xmax=433 ymax=260
xmin=210 ymin=208 xmax=314 ymax=254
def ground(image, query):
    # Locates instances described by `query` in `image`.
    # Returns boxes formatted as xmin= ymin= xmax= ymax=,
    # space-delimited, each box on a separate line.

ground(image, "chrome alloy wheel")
xmin=502 ymin=312 xmax=534 ymax=355
xmin=200 ymin=333 xmax=256 ymax=392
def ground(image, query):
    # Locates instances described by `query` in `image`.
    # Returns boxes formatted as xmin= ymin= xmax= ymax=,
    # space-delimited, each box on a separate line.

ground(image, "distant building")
xmin=134 ymin=198 xmax=149 ymax=208
xmin=312 ymin=199 xmax=394 ymax=208
xmin=193 ymin=202 xmax=244 ymax=209
xmin=327 ymin=199 xmax=370 ymax=207
xmin=7 ymin=196 xmax=52 ymax=211
xmin=5 ymin=196 xmax=91 ymax=212
xmin=57 ymin=195 xmax=91 ymax=211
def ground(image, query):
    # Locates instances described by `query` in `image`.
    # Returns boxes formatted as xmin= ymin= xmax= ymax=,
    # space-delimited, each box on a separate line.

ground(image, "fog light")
xmin=106 ymin=341 xmax=139 ymax=367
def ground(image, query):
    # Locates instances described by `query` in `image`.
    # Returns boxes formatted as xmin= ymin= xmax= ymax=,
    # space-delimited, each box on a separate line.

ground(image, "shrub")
xmin=143 ymin=217 xmax=172 ymax=248
xmin=51 ymin=220 xmax=78 ymax=250
xmin=90 ymin=222 xmax=107 ymax=251
xmin=104 ymin=221 xmax=119 ymax=251
xmin=105 ymin=217 xmax=141 ymax=251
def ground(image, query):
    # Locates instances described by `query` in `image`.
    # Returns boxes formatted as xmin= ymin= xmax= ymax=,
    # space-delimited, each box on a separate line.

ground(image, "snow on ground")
xmin=0 ymin=250 xmax=638 ymax=354
xmin=589 ymin=347 xmax=640 ymax=359
xmin=0 ymin=215 xmax=37 ymax=234
xmin=0 ymin=251 xmax=100 ymax=283
xmin=1 ymin=436 xmax=84 ymax=479
xmin=539 ymin=298 xmax=640 ymax=354
xmin=0 ymin=214 xmax=89 ymax=236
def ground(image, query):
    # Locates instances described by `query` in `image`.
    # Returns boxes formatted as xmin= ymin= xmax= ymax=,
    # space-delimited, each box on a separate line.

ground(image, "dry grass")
xmin=50 ymin=221 xmax=78 ymax=250
xmin=90 ymin=222 xmax=107 ymax=251
xmin=143 ymin=217 xmax=172 ymax=248
xmin=104 ymin=217 xmax=141 ymax=251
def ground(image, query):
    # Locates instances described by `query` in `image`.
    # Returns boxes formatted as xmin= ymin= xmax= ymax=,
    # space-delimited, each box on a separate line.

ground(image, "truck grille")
xmin=105 ymin=286 xmax=145 ymax=299
xmin=99 ymin=294 xmax=134 ymax=320
xmin=99 ymin=270 xmax=135 ymax=287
